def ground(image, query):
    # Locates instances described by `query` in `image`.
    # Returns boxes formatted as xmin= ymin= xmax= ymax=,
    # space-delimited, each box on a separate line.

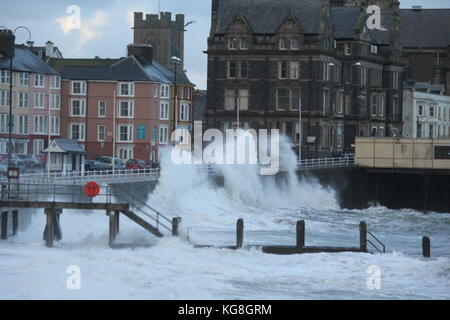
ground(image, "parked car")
xmin=126 ymin=159 xmax=147 ymax=170
xmin=14 ymin=154 xmax=43 ymax=169
xmin=96 ymin=156 xmax=126 ymax=171
xmin=84 ymin=160 xmax=107 ymax=172
xmin=0 ymin=158 xmax=27 ymax=176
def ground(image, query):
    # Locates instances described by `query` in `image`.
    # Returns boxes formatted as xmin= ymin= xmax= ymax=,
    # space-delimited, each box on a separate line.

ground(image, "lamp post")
xmin=5 ymin=26 xmax=33 ymax=169
xmin=171 ymin=56 xmax=181 ymax=145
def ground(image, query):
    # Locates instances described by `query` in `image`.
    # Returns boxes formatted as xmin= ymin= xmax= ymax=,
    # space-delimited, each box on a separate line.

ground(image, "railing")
xmin=298 ymin=156 xmax=355 ymax=170
xmin=0 ymin=182 xmax=116 ymax=204
xmin=0 ymin=168 xmax=160 ymax=185
xmin=367 ymin=231 xmax=386 ymax=254
xmin=114 ymin=184 xmax=172 ymax=233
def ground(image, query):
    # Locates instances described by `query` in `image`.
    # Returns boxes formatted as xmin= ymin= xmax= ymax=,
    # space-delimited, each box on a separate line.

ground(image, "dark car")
xmin=14 ymin=154 xmax=42 ymax=169
xmin=126 ymin=159 xmax=147 ymax=170
xmin=84 ymin=160 xmax=105 ymax=171
xmin=0 ymin=158 xmax=27 ymax=176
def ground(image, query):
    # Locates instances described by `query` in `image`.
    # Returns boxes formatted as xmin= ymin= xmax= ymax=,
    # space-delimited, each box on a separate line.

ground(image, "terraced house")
xmin=206 ymin=0 xmax=403 ymax=157
xmin=0 ymin=45 xmax=61 ymax=155
xmin=49 ymin=44 xmax=193 ymax=164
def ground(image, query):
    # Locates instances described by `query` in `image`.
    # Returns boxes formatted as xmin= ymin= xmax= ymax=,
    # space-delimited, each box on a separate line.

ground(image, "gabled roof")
xmin=399 ymin=9 xmax=450 ymax=48
xmin=43 ymin=139 xmax=88 ymax=154
xmin=0 ymin=46 xmax=59 ymax=75
xmin=48 ymin=56 xmax=193 ymax=85
xmin=215 ymin=0 xmax=326 ymax=35
xmin=331 ymin=6 xmax=362 ymax=39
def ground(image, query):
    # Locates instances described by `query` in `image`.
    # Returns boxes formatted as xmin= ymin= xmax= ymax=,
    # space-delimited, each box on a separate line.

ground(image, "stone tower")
xmin=133 ymin=12 xmax=185 ymax=69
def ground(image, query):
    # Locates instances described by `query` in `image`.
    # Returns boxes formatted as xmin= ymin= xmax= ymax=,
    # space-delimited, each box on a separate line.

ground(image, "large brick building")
xmin=206 ymin=0 xmax=404 ymax=157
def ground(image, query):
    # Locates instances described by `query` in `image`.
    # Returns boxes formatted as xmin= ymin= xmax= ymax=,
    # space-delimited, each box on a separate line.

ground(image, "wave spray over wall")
xmin=149 ymin=131 xmax=338 ymax=231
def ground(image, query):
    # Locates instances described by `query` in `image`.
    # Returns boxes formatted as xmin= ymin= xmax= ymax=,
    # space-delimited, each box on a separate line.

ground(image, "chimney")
xmin=45 ymin=41 xmax=54 ymax=57
xmin=127 ymin=44 xmax=153 ymax=65
xmin=0 ymin=29 xmax=16 ymax=58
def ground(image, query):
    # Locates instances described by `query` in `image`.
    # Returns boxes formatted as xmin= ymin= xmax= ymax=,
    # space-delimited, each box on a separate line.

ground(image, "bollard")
xmin=44 ymin=208 xmax=55 ymax=247
xmin=108 ymin=211 xmax=117 ymax=248
xmin=422 ymin=236 xmax=431 ymax=258
xmin=12 ymin=210 xmax=18 ymax=236
xmin=1 ymin=211 xmax=8 ymax=240
xmin=359 ymin=221 xmax=367 ymax=252
xmin=296 ymin=220 xmax=305 ymax=248
xmin=172 ymin=217 xmax=180 ymax=237
xmin=236 ymin=219 xmax=244 ymax=249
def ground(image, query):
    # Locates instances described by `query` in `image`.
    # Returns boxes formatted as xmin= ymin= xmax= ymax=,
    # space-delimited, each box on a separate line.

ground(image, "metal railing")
xmin=298 ymin=156 xmax=355 ymax=170
xmin=367 ymin=231 xmax=386 ymax=254
xmin=0 ymin=168 xmax=160 ymax=185
xmin=114 ymin=184 xmax=172 ymax=233
xmin=0 ymin=182 xmax=115 ymax=204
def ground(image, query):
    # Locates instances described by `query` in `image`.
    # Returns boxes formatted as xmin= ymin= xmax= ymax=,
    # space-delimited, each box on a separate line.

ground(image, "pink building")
xmin=49 ymin=45 xmax=193 ymax=164
xmin=0 ymin=45 xmax=61 ymax=156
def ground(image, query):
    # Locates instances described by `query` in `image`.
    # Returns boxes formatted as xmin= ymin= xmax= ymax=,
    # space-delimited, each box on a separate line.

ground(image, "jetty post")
xmin=172 ymin=217 xmax=181 ymax=236
xmin=236 ymin=219 xmax=244 ymax=249
xmin=296 ymin=220 xmax=305 ymax=248
xmin=422 ymin=236 xmax=431 ymax=257
xmin=12 ymin=209 xmax=18 ymax=235
xmin=1 ymin=211 xmax=8 ymax=239
xmin=359 ymin=221 xmax=367 ymax=252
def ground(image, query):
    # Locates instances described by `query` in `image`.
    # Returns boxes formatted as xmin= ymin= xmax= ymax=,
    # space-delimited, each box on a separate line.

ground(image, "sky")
xmin=0 ymin=0 xmax=449 ymax=90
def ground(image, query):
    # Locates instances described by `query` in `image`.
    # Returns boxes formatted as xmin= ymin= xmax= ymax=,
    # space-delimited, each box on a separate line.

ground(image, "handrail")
xmin=367 ymin=231 xmax=386 ymax=253
xmin=298 ymin=156 xmax=355 ymax=170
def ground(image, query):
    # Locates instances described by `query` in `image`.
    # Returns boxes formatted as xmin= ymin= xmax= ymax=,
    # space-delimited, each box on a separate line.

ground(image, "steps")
xmin=120 ymin=209 xmax=164 ymax=238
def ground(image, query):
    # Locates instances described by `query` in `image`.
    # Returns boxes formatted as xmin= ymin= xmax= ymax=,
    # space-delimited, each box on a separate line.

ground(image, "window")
xmin=180 ymin=103 xmax=190 ymax=121
xmin=51 ymin=76 xmax=60 ymax=89
xmin=290 ymin=61 xmax=299 ymax=79
xmin=228 ymin=61 xmax=238 ymax=79
xmin=291 ymin=88 xmax=301 ymax=110
xmin=435 ymin=146 xmax=450 ymax=159
xmin=344 ymin=43 xmax=351 ymax=56
xmin=418 ymin=105 xmax=424 ymax=116
xmin=429 ymin=106 xmax=435 ymax=117
xmin=228 ymin=38 xmax=237 ymax=50
xmin=336 ymin=92 xmax=344 ymax=114
xmin=160 ymin=85 xmax=169 ymax=99
xmin=0 ymin=70 xmax=10 ymax=84
xmin=98 ymin=101 xmax=106 ymax=117
xmin=50 ymin=94 xmax=60 ymax=110
xmin=224 ymin=89 xmax=248 ymax=111
xmin=186 ymin=87 xmax=191 ymax=100
xmin=33 ymin=140 xmax=44 ymax=154
xmin=160 ymin=102 xmax=169 ymax=120
xmin=34 ymin=115 xmax=47 ymax=134
xmin=98 ymin=125 xmax=105 ymax=142
xmin=34 ymin=93 xmax=45 ymax=108
xmin=370 ymin=45 xmax=378 ymax=54
xmin=240 ymin=61 xmax=248 ymax=79
xmin=34 ymin=116 xmax=46 ymax=135
xmin=279 ymin=38 xmax=287 ymax=50
xmin=279 ymin=61 xmax=288 ymax=79
xmin=240 ymin=38 xmax=248 ymax=50
xmin=18 ymin=73 xmax=29 ymax=86
xmin=371 ymin=95 xmax=378 ymax=116
xmin=0 ymin=90 xmax=10 ymax=106
xmin=17 ymin=115 xmax=28 ymax=134
xmin=118 ymin=101 xmax=134 ymax=118
xmin=291 ymin=39 xmax=300 ymax=50
xmin=71 ymin=81 xmax=86 ymax=95
xmin=336 ymin=125 xmax=344 ymax=148
xmin=429 ymin=124 xmax=434 ymax=138
xmin=392 ymin=72 xmax=399 ymax=90
xmin=117 ymin=125 xmax=133 ymax=142
xmin=0 ymin=114 xmax=10 ymax=133
xmin=35 ymin=74 xmax=44 ymax=87
xmin=153 ymin=84 xmax=158 ymax=98
xmin=379 ymin=96 xmax=385 ymax=117
xmin=360 ymin=67 xmax=367 ymax=86
xmin=117 ymin=146 xmax=133 ymax=160
xmin=118 ymin=82 xmax=134 ymax=97
xmin=71 ymin=99 xmax=86 ymax=116
xmin=276 ymin=88 xmax=289 ymax=110
xmin=159 ymin=126 xmax=169 ymax=144
xmin=70 ymin=123 xmax=85 ymax=141
xmin=323 ymin=89 xmax=330 ymax=115
xmin=51 ymin=116 xmax=60 ymax=135
xmin=417 ymin=123 xmax=423 ymax=138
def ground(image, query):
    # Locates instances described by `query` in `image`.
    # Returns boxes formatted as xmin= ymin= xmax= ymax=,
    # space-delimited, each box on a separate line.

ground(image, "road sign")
xmin=84 ymin=181 xmax=100 ymax=198
xmin=136 ymin=125 xmax=146 ymax=139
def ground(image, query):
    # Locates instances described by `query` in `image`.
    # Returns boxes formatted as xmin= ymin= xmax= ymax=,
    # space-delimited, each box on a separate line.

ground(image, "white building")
xmin=403 ymin=82 xmax=450 ymax=139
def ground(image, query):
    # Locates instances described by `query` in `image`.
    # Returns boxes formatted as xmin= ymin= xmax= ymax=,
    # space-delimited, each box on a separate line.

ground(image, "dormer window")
xmin=228 ymin=38 xmax=237 ymax=50
xmin=279 ymin=38 xmax=287 ymax=50
xmin=240 ymin=38 xmax=248 ymax=50
xmin=344 ymin=43 xmax=351 ymax=56
xmin=291 ymin=39 xmax=299 ymax=50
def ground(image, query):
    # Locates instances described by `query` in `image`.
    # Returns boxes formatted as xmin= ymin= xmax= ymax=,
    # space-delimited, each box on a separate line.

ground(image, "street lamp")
xmin=171 ymin=56 xmax=181 ymax=144
xmin=3 ymin=26 xmax=33 ymax=169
